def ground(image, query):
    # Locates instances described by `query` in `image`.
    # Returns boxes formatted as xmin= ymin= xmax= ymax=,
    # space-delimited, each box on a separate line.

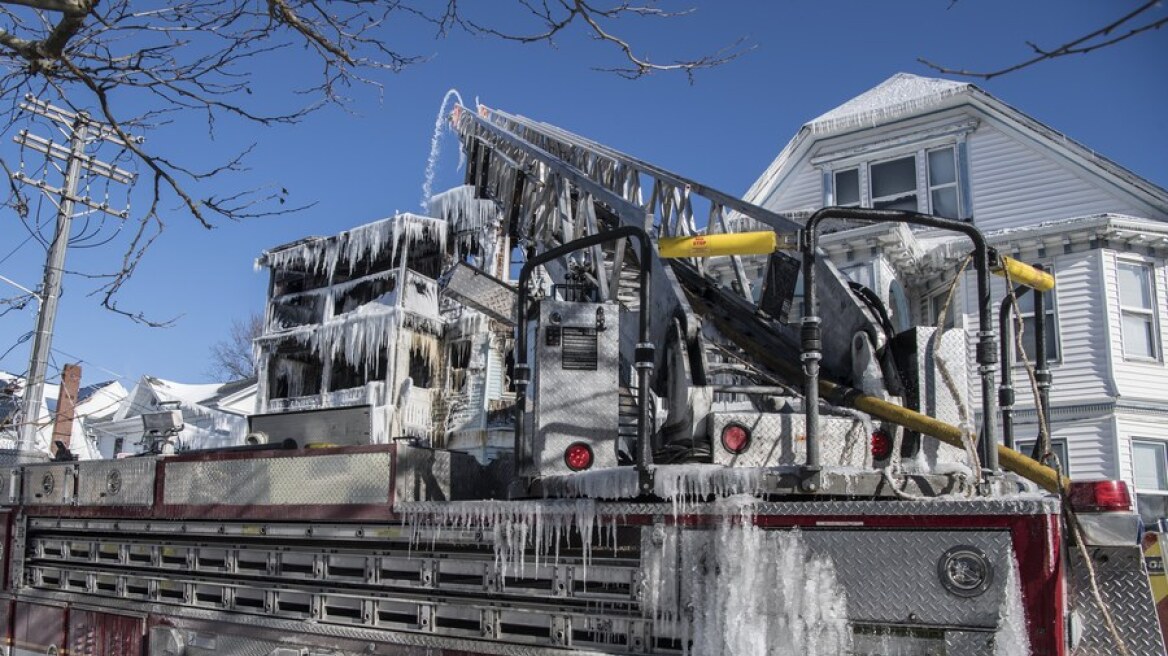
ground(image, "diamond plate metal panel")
xmin=710 ymin=411 xmax=869 ymax=468
xmin=445 ymin=262 xmax=518 ymax=326
xmin=22 ymin=463 xmax=74 ymax=506
xmin=532 ymin=300 xmax=620 ymax=475
xmin=1068 ymin=546 xmax=1166 ymax=655
xmin=801 ymin=529 xmax=1011 ymax=628
xmin=894 ymin=327 xmax=970 ymax=467
xmin=945 ymin=630 xmax=996 ymax=655
xmin=75 ymin=458 xmax=157 ymax=506
xmin=163 ymin=452 xmax=390 ymax=506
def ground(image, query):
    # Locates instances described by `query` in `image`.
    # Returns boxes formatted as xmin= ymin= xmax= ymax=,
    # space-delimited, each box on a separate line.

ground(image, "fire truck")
xmin=0 ymin=103 xmax=1162 ymax=655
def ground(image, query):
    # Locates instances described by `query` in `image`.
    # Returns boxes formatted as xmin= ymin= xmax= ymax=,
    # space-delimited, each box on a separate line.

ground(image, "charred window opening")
xmin=504 ymin=350 xmax=516 ymax=392
xmin=273 ymin=267 xmax=329 ymax=296
xmin=329 ymin=349 xmax=388 ymax=392
xmin=270 ymin=295 xmax=325 ymax=329
xmin=446 ymin=340 xmax=472 ymax=393
xmin=408 ymin=350 xmax=434 ymax=389
xmin=335 ymin=274 xmax=398 ymax=315
xmin=269 ymin=349 xmax=324 ymax=399
xmin=333 ymin=247 xmax=400 ymax=286
xmin=406 ymin=234 xmax=443 ymax=279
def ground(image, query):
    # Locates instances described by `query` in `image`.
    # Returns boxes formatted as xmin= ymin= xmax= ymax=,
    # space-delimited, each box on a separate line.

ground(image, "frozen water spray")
xmin=421 ymin=89 xmax=465 ymax=213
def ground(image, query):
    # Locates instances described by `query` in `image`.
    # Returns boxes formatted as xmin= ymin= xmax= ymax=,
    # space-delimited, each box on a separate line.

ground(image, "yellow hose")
xmin=992 ymin=256 xmax=1056 ymax=291
xmin=836 ymin=383 xmax=1069 ymax=493
xmin=658 ymin=231 xmax=779 ymax=258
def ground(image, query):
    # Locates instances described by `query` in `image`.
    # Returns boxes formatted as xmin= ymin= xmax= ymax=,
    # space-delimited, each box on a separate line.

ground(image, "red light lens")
xmin=721 ymin=424 xmax=751 ymax=454
xmin=871 ymin=429 xmax=893 ymax=460
xmin=564 ymin=442 xmax=594 ymax=471
xmin=1069 ymin=480 xmax=1132 ymax=512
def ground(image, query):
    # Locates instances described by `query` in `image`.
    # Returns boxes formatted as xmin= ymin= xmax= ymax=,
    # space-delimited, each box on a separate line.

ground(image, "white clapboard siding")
xmin=1101 ymin=250 xmax=1168 ymax=401
xmin=1003 ymin=251 xmax=1114 ymax=408
xmin=966 ymin=124 xmax=1144 ymax=232
xmin=764 ymin=164 xmax=821 ymax=213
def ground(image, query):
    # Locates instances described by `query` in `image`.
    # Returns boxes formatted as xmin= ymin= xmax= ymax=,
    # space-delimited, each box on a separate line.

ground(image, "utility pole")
xmin=12 ymin=95 xmax=135 ymax=452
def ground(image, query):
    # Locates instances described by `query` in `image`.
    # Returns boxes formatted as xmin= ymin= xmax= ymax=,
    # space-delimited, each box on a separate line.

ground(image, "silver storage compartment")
xmin=75 ymin=457 xmax=157 ymax=506
xmin=22 ymin=463 xmax=76 ymax=505
xmin=531 ymin=300 xmax=620 ymax=475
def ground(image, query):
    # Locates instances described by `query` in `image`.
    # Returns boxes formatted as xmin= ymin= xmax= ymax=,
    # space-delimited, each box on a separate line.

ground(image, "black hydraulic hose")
xmin=803 ymin=208 xmax=1000 ymax=477
xmin=999 ymin=286 xmax=1031 ymax=450
xmin=515 ymin=227 xmax=654 ymax=486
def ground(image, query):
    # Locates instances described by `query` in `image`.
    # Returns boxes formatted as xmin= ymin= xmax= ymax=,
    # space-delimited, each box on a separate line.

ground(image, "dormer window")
xmin=819 ymin=139 xmax=970 ymax=221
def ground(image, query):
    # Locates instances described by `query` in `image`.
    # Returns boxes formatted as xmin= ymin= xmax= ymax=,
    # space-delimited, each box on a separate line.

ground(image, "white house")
xmin=86 ymin=376 xmax=256 ymax=457
xmin=0 ymin=369 xmax=126 ymax=459
xmin=738 ymin=73 xmax=1168 ymax=524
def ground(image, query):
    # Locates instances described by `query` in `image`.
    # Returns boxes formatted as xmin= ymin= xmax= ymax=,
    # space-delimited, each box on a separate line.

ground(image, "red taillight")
xmin=870 ymin=428 xmax=893 ymax=460
xmin=721 ymin=424 xmax=751 ymax=454
xmin=1069 ymin=480 xmax=1132 ymax=512
xmin=564 ymin=442 xmax=594 ymax=471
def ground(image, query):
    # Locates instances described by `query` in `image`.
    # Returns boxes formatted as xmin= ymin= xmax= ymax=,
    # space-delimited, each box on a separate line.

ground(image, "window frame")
xmin=926 ymin=146 xmax=961 ymax=220
xmin=1016 ymin=437 xmax=1069 ymax=474
xmin=1116 ymin=259 xmax=1161 ymax=362
xmin=868 ymin=154 xmax=920 ymax=212
xmin=1132 ymin=438 xmax=1168 ymax=494
xmin=832 ymin=167 xmax=861 ymax=208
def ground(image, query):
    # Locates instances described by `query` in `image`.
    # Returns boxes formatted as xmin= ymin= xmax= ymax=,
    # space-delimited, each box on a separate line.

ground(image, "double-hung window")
xmin=1133 ymin=439 xmax=1168 ymax=526
xmin=1118 ymin=261 xmax=1160 ymax=360
xmin=927 ymin=147 xmax=960 ymax=219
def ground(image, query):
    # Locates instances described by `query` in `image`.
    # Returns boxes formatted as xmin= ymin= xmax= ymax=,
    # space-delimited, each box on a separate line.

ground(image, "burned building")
xmin=253 ymin=187 xmax=516 ymax=460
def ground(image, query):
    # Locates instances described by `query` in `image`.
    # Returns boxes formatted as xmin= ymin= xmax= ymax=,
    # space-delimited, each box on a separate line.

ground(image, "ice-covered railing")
xmin=256 ymin=305 xmax=442 ymax=378
xmin=258 ymin=213 xmax=448 ymax=280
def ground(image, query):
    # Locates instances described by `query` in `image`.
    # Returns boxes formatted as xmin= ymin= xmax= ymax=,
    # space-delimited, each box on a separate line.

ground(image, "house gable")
xmin=745 ymin=73 xmax=1168 ymax=230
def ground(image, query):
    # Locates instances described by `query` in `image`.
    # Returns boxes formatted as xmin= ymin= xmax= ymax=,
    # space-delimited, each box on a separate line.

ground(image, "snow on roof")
xmin=808 ymin=73 xmax=970 ymax=137
xmin=144 ymin=376 xmax=228 ymax=407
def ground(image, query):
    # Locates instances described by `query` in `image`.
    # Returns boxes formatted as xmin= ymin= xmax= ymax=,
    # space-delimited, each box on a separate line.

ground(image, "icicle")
xmin=994 ymin=555 xmax=1032 ymax=656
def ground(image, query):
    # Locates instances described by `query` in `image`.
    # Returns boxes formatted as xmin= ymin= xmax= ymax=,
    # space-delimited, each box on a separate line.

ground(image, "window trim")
xmin=1132 ymin=438 xmax=1168 ymax=493
xmin=1116 ymin=258 xmax=1161 ymax=362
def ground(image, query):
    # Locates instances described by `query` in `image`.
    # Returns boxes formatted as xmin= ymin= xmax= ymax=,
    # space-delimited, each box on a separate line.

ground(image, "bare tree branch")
xmin=206 ymin=311 xmax=263 ymax=380
xmin=0 ymin=0 xmax=741 ymax=326
xmin=920 ymin=0 xmax=1167 ymax=80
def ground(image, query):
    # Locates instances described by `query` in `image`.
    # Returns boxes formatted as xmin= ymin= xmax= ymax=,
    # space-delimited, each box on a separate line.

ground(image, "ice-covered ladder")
xmin=451 ymin=104 xmax=885 ymax=382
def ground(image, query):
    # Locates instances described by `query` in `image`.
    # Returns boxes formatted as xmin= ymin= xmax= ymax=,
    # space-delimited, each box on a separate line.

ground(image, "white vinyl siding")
xmin=965 ymin=123 xmax=1144 ymax=232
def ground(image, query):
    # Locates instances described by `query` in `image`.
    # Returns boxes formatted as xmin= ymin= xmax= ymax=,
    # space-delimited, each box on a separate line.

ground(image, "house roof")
xmin=807 ymin=73 xmax=969 ymax=137
xmin=745 ymin=73 xmax=1168 ymax=216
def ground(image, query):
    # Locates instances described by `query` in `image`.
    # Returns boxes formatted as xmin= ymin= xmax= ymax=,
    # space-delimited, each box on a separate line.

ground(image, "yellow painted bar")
xmin=992 ymin=256 xmax=1055 ymax=292
xmin=659 ymin=231 xmax=778 ymax=259
xmin=842 ymin=386 xmax=1069 ymax=493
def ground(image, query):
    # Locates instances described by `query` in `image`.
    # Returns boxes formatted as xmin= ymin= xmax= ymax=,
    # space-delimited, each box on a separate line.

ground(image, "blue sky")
xmin=1 ymin=0 xmax=1165 ymax=389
